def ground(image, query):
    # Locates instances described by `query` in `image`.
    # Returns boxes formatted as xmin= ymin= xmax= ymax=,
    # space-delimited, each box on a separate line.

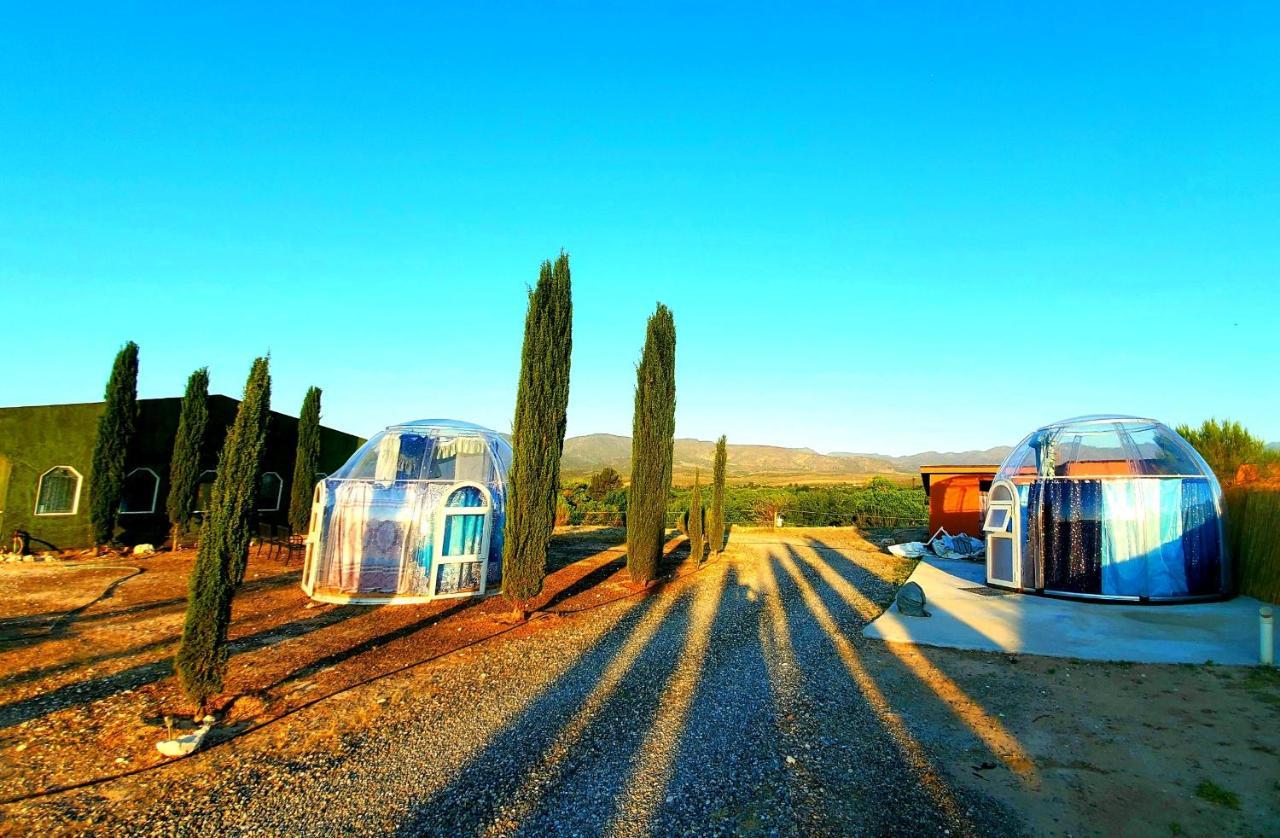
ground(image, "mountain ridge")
xmin=561 ymin=433 xmax=1011 ymax=480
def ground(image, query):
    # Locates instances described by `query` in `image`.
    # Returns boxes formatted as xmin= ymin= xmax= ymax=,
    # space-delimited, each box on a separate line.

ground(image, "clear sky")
xmin=2 ymin=3 xmax=1277 ymax=454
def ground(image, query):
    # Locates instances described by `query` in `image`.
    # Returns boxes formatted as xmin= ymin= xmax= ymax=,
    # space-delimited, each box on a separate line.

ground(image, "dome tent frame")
xmin=982 ymin=415 xmax=1229 ymax=603
xmin=300 ymin=419 xmax=512 ymax=605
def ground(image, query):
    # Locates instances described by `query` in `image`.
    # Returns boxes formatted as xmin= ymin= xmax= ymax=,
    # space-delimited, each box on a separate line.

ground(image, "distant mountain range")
xmin=560 ymin=433 xmax=1011 ymax=482
xmin=828 ymin=446 xmax=1015 ymax=472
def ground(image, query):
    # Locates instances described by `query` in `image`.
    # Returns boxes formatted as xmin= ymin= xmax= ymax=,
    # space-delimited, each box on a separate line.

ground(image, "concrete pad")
xmin=863 ymin=556 xmax=1269 ymax=665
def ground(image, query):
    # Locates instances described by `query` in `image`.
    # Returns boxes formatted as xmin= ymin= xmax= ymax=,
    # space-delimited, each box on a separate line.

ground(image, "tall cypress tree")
xmin=288 ymin=386 xmax=323 ymax=534
xmin=627 ymin=304 xmax=676 ymax=584
xmin=708 ymin=435 xmax=727 ymax=554
xmin=89 ymin=341 xmax=140 ymax=548
xmin=175 ymin=356 xmax=272 ymax=708
xmin=167 ymin=367 xmax=210 ymax=548
xmin=502 ymin=252 xmax=573 ymax=615
xmin=688 ymin=470 xmax=705 ymax=563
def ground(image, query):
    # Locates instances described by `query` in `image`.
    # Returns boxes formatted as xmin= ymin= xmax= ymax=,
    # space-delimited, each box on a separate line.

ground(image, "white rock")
xmin=132 ymin=543 xmax=157 ymax=557
xmin=156 ymin=724 xmax=211 ymax=757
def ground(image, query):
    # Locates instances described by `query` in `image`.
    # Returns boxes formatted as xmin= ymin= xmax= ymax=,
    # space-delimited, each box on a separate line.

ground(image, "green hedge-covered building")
xmin=0 ymin=396 xmax=362 ymax=551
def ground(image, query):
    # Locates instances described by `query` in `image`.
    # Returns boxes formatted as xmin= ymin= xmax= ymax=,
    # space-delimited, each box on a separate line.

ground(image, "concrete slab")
xmin=863 ymin=556 xmax=1269 ymax=665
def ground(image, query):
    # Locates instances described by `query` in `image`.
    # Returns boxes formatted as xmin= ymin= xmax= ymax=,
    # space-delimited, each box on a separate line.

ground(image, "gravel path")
xmin=4 ymin=534 xmax=1024 ymax=836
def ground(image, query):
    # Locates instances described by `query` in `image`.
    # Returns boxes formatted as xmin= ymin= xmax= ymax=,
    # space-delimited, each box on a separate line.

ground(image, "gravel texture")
xmin=4 ymin=534 xmax=1024 ymax=835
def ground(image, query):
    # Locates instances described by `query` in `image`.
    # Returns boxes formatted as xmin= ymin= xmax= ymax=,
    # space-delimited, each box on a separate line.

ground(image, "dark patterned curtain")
xmin=1181 ymin=478 xmax=1223 ymax=595
xmin=1040 ymin=479 xmax=1103 ymax=594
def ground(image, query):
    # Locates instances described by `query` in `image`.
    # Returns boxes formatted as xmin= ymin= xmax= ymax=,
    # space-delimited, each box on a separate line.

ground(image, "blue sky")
xmin=2 ymin=3 xmax=1277 ymax=454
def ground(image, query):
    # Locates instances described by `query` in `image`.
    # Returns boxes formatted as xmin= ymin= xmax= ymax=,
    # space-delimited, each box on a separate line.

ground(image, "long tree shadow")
xmin=251 ymin=595 xmax=484 ymax=697
xmin=615 ymin=560 xmax=794 ymax=834
xmin=393 ymin=584 xmax=700 ymax=835
xmin=0 ymin=571 xmax=300 ymax=650
xmin=766 ymin=544 xmax=992 ymax=834
xmin=0 ymin=604 xmax=372 ymax=731
xmin=798 ymin=537 xmax=1039 ymax=788
xmin=0 ymin=573 xmax=307 ymax=690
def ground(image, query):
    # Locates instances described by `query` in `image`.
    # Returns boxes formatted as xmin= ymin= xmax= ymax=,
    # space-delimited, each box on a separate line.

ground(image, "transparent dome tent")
xmin=982 ymin=416 xmax=1228 ymax=602
xmin=301 ymin=419 xmax=512 ymax=604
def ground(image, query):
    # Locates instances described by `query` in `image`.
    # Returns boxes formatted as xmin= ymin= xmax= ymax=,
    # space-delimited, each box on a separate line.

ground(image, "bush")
xmin=1177 ymin=418 xmax=1276 ymax=486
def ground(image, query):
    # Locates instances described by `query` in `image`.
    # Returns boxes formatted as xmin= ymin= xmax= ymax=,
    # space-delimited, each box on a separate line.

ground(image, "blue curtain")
xmin=443 ymin=513 xmax=485 ymax=556
xmin=1181 ymin=478 xmax=1222 ymax=596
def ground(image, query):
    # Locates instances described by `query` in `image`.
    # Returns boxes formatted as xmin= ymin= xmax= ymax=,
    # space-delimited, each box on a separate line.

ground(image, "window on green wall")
xmin=36 ymin=466 xmax=82 ymax=515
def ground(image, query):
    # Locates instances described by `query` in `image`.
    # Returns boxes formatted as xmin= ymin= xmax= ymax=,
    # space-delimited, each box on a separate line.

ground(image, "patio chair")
xmin=277 ymin=524 xmax=305 ymax=565
xmin=255 ymin=522 xmax=278 ymax=561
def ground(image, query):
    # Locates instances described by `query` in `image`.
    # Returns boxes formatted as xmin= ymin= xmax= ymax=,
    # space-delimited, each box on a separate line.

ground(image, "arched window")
xmin=35 ymin=466 xmax=82 ymax=516
xmin=257 ymin=472 xmax=283 ymax=511
xmin=194 ymin=470 xmax=217 ymax=513
xmin=119 ymin=467 xmax=160 ymax=514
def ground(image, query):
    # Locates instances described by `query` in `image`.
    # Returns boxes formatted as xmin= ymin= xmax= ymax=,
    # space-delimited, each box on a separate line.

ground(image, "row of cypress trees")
xmin=85 ymin=343 xmax=324 ymax=708
xmin=500 ymin=255 xmax=684 ymax=609
xmin=86 ymin=346 xmax=324 ymax=553
xmin=682 ymin=435 xmax=729 ymax=563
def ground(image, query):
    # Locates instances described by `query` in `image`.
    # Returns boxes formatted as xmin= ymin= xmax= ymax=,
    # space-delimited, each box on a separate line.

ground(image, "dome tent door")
xmin=985 ymin=480 xmax=1022 ymax=589
xmin=431 ymin=484 xmax=492 ymax=599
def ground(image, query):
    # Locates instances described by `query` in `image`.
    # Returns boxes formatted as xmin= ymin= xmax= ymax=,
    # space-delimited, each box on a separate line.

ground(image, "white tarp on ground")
xmin=888 ymin=529 xmax=985 ymax=561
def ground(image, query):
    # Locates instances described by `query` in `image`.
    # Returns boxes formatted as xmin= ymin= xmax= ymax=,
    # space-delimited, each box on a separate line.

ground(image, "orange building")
xmin=919 ymin=464 xmax=1000 ymax=538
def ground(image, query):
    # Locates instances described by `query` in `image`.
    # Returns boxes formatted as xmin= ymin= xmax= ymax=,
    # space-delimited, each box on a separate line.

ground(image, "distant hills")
xmin=828 ymin=446 xmax=1014 ymax=472
xmin=560 ymin=433 xmax=1011 ymax=484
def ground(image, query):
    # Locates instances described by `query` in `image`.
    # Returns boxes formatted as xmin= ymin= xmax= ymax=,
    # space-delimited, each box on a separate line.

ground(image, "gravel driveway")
xmin=6 ymin=532 xmax=1026 ymax=836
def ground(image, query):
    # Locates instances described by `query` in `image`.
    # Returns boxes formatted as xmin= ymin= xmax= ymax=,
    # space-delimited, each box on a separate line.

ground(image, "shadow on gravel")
xmin=258 ymin=596 xmax=483 ymax=694
xmin=766 ymin=544 xmax=987 ymax=834
xmin=0 ymin=604 xmax=371 ymax=731
xmin=800 ymin=539 xmax=1037 ymax=786
xmin=394 ymin=585 xmax=700 ymax=835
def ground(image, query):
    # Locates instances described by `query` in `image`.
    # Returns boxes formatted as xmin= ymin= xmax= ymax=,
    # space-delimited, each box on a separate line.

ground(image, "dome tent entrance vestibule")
xmin=982 ymin=415 xmax=1229 ymax=603
xmin=300 ymin=419 xmax=513 ymax=605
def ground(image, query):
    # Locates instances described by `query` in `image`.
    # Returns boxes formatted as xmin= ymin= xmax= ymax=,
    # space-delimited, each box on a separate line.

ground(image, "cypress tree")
xmin=502 ymin=252 xmax=573 ymax=615
xmin=89 ymin=341 xmax=140 ymax=548
xmin=175 ymin=356 xmax=272 ymax=709
xmin=288 ymin=386 xmax=323 ymax=534
xmin=167 ymin=367 xmax=210 ymax=548
xmin=708 ymin=435 xmax=727 ymax=554
xmin=688 ymin=470 xmax=704 ymax=563
xmin=627 ymin=304 xmax=676 ymax=584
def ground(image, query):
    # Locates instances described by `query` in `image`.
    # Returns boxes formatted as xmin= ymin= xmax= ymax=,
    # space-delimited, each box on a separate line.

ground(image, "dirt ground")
xmin=0 ymin=527 xmax=668 ymax=804
xmin=0 ymin=527 xmax=1277 ymax=835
